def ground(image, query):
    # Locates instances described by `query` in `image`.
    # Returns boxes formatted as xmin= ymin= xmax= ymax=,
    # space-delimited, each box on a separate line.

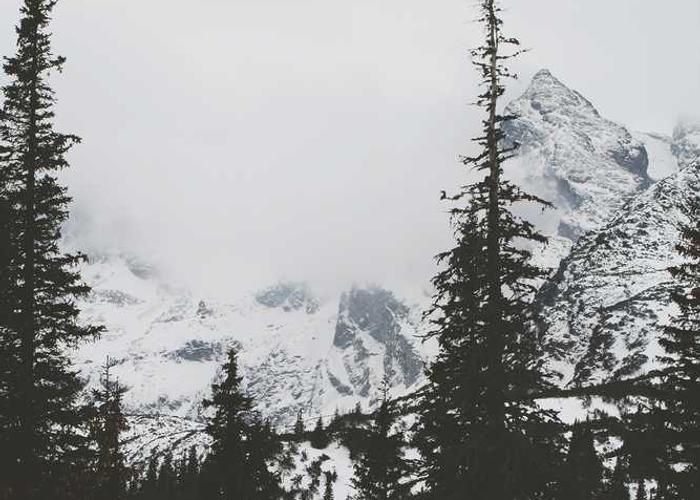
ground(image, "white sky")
xmin=0 ymin=0 xmax=698 ymax=295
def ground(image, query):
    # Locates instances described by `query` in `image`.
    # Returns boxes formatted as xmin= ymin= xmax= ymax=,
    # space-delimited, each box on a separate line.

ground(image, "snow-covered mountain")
xmin=69 ymin=69 xmax=698 ymax=474
xmin=538 ymin=124 xmax=699 ymax=387
xmin=503 ymin=69 xmax=652 ymax=269
xmin=72 ymin=256 xmax=429 ymax=429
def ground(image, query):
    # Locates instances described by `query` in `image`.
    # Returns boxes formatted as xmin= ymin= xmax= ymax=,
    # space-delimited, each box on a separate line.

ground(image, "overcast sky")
xmin=0 ymin=0 xmax=698 ymax=295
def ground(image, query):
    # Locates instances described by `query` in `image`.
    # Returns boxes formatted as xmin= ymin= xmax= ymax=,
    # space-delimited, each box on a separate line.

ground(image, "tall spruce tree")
xmin=413 ymin=1 xmax=564 ymax=499
xmin=351 ymin=397 xmax=410 ymax=500
xmin=202 ymin=348 xmax=283 ymax=499
xmin=0 ymin=198 xmax=13 ymax=498
xmin=558 ymin=421 xmax=604 ymax=500
xmin=656 ymin=199 xmax=700 ymax=498
xmin=0 ymin=1 xmax=102 ymax=498
xmin=90 ymin=359 xmax=130 ymax=500
xmin=310 ymin=416 xmax=329 ymax=449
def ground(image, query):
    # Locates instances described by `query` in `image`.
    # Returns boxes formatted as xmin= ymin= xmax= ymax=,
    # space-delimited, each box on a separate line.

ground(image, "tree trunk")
xmin=485 ymin=1 xmax=507 ymax=498
xmin=18 ymin=13 xmax=40 ymax=499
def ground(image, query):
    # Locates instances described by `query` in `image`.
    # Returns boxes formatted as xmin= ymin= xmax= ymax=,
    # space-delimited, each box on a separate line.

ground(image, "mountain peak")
xmin=503 ymin=69 xmax=649 ymax=241
xmin=515 ymin=69 xmax=598 ymax=118
xmin=531 ymin=68 xmax=556 ymax=83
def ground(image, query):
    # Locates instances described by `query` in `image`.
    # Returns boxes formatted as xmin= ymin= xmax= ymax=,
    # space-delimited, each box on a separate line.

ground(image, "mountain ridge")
xmin=69 ymin=71 xmax=698 ymax=460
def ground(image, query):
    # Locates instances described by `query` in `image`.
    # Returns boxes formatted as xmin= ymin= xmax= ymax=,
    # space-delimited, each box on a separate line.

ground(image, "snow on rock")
xmin=633 ymin=132 xmax=679 ymax=181
xmin=504 ymin=69 xmax=650 ymax=244
xmin=538 ymin=162 xmax=700 ymax=386
xmin=73 ymin=263 xmax=428 ymax=429
xmin=671 ymin=118 xmax=700 ymax=169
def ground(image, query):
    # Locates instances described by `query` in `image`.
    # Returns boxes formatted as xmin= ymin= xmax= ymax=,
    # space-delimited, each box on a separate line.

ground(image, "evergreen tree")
xmin=601 ymin=460 xmax=630 ymax=500
xmin=656 ymin=201 xmax=700 ymax=498
xmin=0 ymin=198 xmax=14 ymax=499
xmin=203 ymin=348 xmax=283 ymax=499
xmin=294 ymin=410 xmax=306 ymax=438
xmin=156 ymin=452 xmax=177 ymax=500
xmin=178 ymin=446 xmax=201 ymax=500
xmin=413 ymin=1 xmax=564 ymax=499
xmin=351 ymin=398 xmax=410 ymax=500
xmin=635 ymin=480 xmax=647 ymax=500
xmin=620 ymin=404 xmax=675 ymax=500
xmin=310 ymin=416 xmax=329 ymax=449
xmin=322 ymin=470 xmax=336 ymax=500
xmin=91 ymin=359 xmax=130 ymax=500
xmin=558 ymin=421 xmax=604 ymax=500
xmin=0 ymin=1 xmax=103 ymax=498
xmin=353 ymin=402 xmax=362 ymax=418
xmin=139 ymin=457 xmax=160 ymax=500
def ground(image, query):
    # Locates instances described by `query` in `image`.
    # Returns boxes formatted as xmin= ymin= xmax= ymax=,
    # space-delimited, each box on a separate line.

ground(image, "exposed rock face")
xmin=170 ymin=340 xmax=223 ymax=362
xmin=672 ymin=119 xmax=700 ymax=169
xmin=539 ymin=163 xmax=699 ymax=386
xmin=332 ymin=287 xmax=423 ymax=397
xmin=504 ymin=69 xmax=650 ymax=243
xmin=255 ymin=282 xmax=320 ymax=314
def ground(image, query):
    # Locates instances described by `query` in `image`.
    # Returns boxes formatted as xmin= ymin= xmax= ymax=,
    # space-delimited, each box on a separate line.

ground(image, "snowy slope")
xmin=72 ymin=256 xmax=429 ymax=429
xmin=538 ymin=159 xmax=699 ymax=386
xmin=633 ymin=132 xmax=679 ymax=181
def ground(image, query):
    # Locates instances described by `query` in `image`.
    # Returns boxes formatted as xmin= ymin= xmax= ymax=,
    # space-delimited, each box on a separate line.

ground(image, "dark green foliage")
xmin=325 ymin=405 xmax=371 ymax=461
xmin=558 ymin=421 xmax=604 ymax=500
xmin=201 ymin=348 xmax=283 ymax=499
xmin=0 ymin=1 xmax=103 ymax=498
xmin=413 ymin=1 xmax=564 ymax=498
xmin=310 ymin=416 xmax=329 ymax=449
xmin=294 ymin=410 xmax=306 ymax=438
xmin=351 ymin=399 xmax=410 ymax=500
xmin=90 ymin=359 xmax=130 ymax=500
xmin=322 ymin=470 xmax=336 ymax=500
xmin=618 ymin=405 xmax=676 ymax=499
xmin=656 ymin=202 xmax=700 ymax=497
xmin=156 ymin=452 xmax=177 ymax=500
xmin=141 ymin=457 xmax=160 ymax=499
xmin=634 ymin=480 xmax=647 ymax=500
xmin=176 ymin=446 xmax=202 ymax=500
xmin=600 ymin=460 xmax=630 ymax=500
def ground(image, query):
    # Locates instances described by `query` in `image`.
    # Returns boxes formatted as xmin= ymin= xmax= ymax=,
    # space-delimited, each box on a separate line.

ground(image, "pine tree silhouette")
xmin=177 ymin=446 xmax=201 ymax=500
xmin=558 ymin=421 xmax=604 ymax=500
xmin=91 ymin=358 xmax=130 ymax=500
xmin=202 ymin=348 xmax=283 ymax=499
xmin=654 ymin=199 xmax=700 ymax=498
xmin=413 ymin=1 xmax=564 ymax=498
xmin=322 ymin=470 xmax=336 ymax=500
xmin=351 ymin=397 xmax=410 ymax=500
xmin=310 ymin=416 xmax=329 ymax=449
xmin=294 ymin=410 xmax=306 ymax=438
xmin=0 ymin=1 xmax=103 ymax=498
xmin=600 ymin=459 xmax=630 ymax=500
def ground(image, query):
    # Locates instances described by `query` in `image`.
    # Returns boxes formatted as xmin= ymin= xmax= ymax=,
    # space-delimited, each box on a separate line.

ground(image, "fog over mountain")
xmin=0 ymin=0 xmax=698 ymax=296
